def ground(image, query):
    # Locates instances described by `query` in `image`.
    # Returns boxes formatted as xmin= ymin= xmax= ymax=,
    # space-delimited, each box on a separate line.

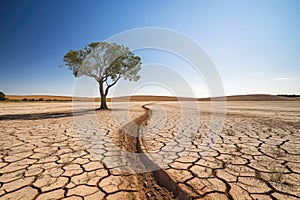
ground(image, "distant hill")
xmin=5 ymin=94 xmax=300 ymax=102
xmin=6 ymin=95 xmax=194 ymax=102
xmin=278 ymin=94 xmax=300 ymax=98
xmin=199 ymin=94 xmax=300 ymax=101
xmin=6 ymin=95 xmax=97 ymax=101
xmin=113 ymin=95 xmax=195 ymax=102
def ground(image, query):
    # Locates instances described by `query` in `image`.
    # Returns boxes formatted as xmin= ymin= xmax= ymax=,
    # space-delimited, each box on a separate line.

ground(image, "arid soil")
xmin=7 ymin=94 xmax=298 ymax=102
xmin=0 ymin=101 xmax=299 ymax=200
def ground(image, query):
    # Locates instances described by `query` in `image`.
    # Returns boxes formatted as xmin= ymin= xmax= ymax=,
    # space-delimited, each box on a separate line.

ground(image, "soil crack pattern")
xmin=116 ymin=104 xmax=191 ymax=200
xmin=1 ymin=101 xmax=300 ymax=200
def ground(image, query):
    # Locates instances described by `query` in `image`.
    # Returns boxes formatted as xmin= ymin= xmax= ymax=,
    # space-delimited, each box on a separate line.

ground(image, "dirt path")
xmin=116 ymin=105 xmax=191 ymax=200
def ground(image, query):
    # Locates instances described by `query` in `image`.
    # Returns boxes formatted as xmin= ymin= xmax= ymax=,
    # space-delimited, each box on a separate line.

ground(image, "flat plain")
xmin=0 ymin=101 xmax=299 ymax=200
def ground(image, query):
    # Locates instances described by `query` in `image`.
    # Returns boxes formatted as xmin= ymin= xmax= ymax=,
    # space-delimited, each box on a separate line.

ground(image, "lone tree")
xmin=63 ymin=42 xmax=142 ymax=109
xmin=0 ymin=91 xmax=5 ymax=101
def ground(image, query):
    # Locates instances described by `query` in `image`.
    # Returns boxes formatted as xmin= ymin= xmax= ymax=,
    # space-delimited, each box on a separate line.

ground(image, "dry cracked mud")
xmin=0 ymin=101 xmax=299 ymax=200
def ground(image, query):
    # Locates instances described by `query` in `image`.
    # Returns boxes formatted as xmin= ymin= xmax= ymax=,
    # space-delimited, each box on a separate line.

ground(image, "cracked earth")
xmin=0 ymin=101 xmax=299 ymax=200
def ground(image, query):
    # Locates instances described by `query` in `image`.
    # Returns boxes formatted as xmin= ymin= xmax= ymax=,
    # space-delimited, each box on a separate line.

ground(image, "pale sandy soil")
xmin=0 ymin=101 xmax=299 ymax=200
xmin=142 ymin=101 xmax=300 ymax=199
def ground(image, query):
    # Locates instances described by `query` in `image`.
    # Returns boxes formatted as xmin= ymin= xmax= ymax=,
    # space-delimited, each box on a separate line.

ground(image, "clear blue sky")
xmin=0 ymin=0 xmax=299 ymax=97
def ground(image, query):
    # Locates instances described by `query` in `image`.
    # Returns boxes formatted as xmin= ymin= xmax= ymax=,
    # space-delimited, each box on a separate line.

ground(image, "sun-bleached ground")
xmin=142 ymin=101 xmax=300 ymax=199
xmin=0 ymin=102 xmax=176 ymax=200
xmin=0 ymin=101 xmax=299 ymax=199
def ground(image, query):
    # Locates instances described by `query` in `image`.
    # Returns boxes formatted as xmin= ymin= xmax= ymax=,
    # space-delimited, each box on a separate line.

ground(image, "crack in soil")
xmin=116 ymin=104 xmax=192 ymax=200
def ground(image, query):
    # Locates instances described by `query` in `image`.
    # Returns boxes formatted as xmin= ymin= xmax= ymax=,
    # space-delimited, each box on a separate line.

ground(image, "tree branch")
xmin=103 ymin=76 xmax=107 ymax=82
xmin=86 ymin=72 xmax=100 ymax=82
xmin=104 ymin=75 xmax=121 ymax=96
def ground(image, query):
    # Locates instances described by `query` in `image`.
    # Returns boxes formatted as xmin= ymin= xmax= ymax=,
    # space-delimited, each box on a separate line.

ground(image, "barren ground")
xmin=0 ymin=101 xmax=299 ymax=200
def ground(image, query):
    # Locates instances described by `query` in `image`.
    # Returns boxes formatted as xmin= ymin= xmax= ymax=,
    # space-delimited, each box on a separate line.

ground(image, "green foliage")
xmin=225 ymin=129 xmax=235 ymax=136
xmin=63 ymin=42 xmax=142 ymax=109
xmin=63 ymin=42 xmax=142 ymax=83
xmin=269 ymin=170 xmax=284 ymax=183
xmin=0 ymin=91 xmax=5 ymax=101
xmin=278 ymin=94 xmax=300 ymax=98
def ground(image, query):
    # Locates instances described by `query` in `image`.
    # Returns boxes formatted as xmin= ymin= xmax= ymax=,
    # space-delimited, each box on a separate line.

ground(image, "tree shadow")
xmin=0 ymin=109 xmax=95 ymax=121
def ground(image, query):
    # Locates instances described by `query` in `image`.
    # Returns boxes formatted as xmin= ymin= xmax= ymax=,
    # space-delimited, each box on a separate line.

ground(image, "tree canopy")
xmin=63 ymin=42 xmax=142 ymax=109
xmin=0 ymin=91 xmax=5 ymax=101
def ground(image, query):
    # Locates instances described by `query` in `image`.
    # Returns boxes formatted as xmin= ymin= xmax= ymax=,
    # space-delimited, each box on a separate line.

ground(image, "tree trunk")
xmin=100 ymin=94 xmax=108 ymax=109
xmin=98 ymin=81 xmax=108 ymax=109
